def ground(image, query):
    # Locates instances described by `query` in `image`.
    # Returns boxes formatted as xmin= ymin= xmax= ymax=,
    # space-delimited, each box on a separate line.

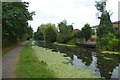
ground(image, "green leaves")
xmin=97 ymin=11 xmax=115 ymax=38
xmin=34 ymin=23 xmax=57 ymax=43
xmin=57 ymin=20 xmax=73 ymax=43
xmin=97 ymin=33 xmax=119 ymax=52
xmin=44 ymin=24 xmax=57 ymax=43
xmin=95 ymin=0 xmax=118 ymax=52
xmin=2 ymin=2 xmax=34 ymax=46
xmin=80 ymin=23 xmax=92 ymax=42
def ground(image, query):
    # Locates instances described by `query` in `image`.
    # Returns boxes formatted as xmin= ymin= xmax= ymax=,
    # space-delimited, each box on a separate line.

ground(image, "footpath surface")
xmin=2 ymin=42 xmax=24 ymax=78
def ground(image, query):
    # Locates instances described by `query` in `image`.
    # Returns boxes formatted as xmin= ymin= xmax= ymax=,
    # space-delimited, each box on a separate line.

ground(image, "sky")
xmin=22 ymin=0 xmax=120 ymax=32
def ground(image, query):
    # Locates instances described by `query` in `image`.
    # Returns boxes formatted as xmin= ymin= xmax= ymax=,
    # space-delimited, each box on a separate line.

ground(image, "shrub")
xmin=81 ymin=23 xmax=92 ymax=42
xmin=67 ymin=38 xmax=76 ymax=45
xmin=97 ymin=33 xmax=119 ymax=52
xmin=44 ymin=25 xmax=57 ymax=43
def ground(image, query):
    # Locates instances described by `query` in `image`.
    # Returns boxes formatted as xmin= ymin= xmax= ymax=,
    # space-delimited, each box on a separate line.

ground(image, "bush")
xmin=44 ymin=25 xmax=57 ymax=43
xmin=57 ymin=20 xmax=73 ymax=44
xmin=117 ymin=39 xmax=120 ymax=52
xmin=97 ymin=33 xmax=119 ymax=52
xmin=67 ymin=38 xmax=76 ymax=45
xmin=81 ymin=23 xmax=92 ymax=42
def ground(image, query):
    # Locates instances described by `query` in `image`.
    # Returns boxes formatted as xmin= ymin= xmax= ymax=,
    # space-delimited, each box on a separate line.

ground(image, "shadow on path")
xmin=2 ymin=42 xmax=24 ymax=78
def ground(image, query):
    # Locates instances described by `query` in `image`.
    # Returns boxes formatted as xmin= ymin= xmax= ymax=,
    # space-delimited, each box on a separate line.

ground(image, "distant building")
xmin=91 ymin=21 xmax=120 ymax=33
xmin=112 ymin=21 xmax=120 ymax=31
xmin=90 ymin=21 xmax=120 ymax=41
xmin=73 ymin=29 xmax=80 ymax=33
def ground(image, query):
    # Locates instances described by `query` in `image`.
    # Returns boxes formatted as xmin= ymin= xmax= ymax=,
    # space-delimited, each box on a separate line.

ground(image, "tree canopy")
xmin=57 ymin=20 xmax=73 ymax=43
xmin=95 ymin=0 xmax=115 ymax=38
xmin=34 ymin=23 xmax=57 ymax=43
xmin=95 ymin=0 xmax=119 ymax=52
xmin=81 ymin=23 xmax=92 ymax=42
xmin=2 ymin=2 xmax=35 ymax=46
xmin=44 ymin=23 xmax=57 ymax=43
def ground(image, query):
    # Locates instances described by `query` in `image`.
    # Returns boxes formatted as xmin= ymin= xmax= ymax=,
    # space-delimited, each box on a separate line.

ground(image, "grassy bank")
xmin=16 ymin=42 xmax=54 ymax=78
xmin=53 ymin=42 xmax=76 ymax=47
xmin=101 ymin=51 xmax=120 ymax=54
xmin=32 ymin=46 xmax=100 ymax=78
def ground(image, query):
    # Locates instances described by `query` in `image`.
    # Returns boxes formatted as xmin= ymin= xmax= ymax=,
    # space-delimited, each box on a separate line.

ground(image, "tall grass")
xmin=16 ymin=42 xmax=54 ymax=78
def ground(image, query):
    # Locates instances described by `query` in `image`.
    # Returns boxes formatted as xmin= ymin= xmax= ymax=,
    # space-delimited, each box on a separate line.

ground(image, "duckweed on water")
xmin=32 ymin=46 xmax=100 ymax=78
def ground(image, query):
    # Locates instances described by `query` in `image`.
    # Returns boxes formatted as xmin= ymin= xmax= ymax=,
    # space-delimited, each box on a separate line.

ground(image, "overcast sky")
xmin=22 ymin=0 xmax=120 ymax=32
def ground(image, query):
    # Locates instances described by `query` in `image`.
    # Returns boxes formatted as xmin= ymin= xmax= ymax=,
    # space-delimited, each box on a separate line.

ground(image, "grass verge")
xmin=53 ymin=42 xmax=76 ymax=47
xmin=16 ymin=42 xmax=54 ymax=78
xmin=101 ymin=51 xmax=120 ymax=54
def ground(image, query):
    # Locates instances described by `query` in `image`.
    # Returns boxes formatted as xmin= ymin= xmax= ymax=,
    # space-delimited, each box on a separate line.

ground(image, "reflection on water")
xmin=36 ymin=41 xmax=120 ymax=79
xmin=72 ymin=55 xmax=87 ymax=69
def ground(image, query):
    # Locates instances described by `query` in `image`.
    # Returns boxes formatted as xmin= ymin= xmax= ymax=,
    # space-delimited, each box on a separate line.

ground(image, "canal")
xmin=36 ymin=41 xmax=120 ymax=79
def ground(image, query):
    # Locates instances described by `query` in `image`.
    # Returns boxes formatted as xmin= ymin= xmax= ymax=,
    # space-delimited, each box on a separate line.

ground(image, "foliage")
xmin=27 ymin=26 xmax=33 ymax=40
xmin=116 ymin=28 xmax=120 ymax=38
xmin=97 ymin=33 xmax=119 ymax=52
xmin=97 ymin=11 xmax=115 ymax=38
xmin=72 ymin=30 xmax=81 ymax=39
xmin=40 ymin=24 xmax=48 ymax=34
xmin=2 ymin=2 xmax=34 ymax=47
xmin=95 ymin=0 xmax=118 ymax=52
xmin=44 ymin=23 xmax=57 ymax=43
xmin=57 ymin=20 xmax=73 ymax=43
xmin=92 ymin=29 xmax=95 ymax=35
xmin=23 ymin=26 xmax=33 ymax=40
xmin=80 ymin=23 xmax=92 ymax=42
xmin=95 ymin=0 xmax=115 ymax=38
xmin=34 ymin=23 xmax=57 ymax=43
xmin=34 ymin=27 xmax=44 ymax=40
xmin=67 ymin=38 xmax=76 ymax=45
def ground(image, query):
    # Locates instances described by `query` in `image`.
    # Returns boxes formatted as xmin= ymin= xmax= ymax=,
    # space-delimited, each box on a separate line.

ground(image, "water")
xmin=36 ymin=41 xmax=120 ymax=79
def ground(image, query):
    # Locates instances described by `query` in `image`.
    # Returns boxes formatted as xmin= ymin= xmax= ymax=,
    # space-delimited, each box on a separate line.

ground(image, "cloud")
xmin=23 ymin=0 xmax=119 ymax=32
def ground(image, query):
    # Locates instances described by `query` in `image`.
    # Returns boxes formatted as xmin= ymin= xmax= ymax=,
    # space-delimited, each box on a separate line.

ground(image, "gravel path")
xmin=2 ymin=42 xmax=24 ymax=78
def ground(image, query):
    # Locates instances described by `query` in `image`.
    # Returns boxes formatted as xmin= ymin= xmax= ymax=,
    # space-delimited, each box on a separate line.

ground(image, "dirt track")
xmin=2 ymin=42 xmax=24 ymax=78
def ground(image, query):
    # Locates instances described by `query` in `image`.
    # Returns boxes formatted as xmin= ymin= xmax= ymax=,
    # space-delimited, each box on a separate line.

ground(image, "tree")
xmin=34 ymin=26 xmax=44 ymax=40
xmin=81 ymin=23 xmax=92 ymax=42
xmin=44 ymin=23 xmax=57 ymax=43
xmin=97 ymin=33 xmax=119 ymax=52
xmin=2 ymin=2 xmax=35 ymax=47
xmin=34 ymin=23 xmax=58 ymax=41
xmin=95 ymin=0 xmax=118 ymax=52
xmin=97 ymin=11 xmax=115 ymax=38
xmin=57 ymin=20 xmax=73 ymax=43
xmin=39 ymin=24 xmax=48 ymax=35
xmin=26 ymin=26 xmax=33 ymax=40
xmin=92 ymin=29 xmax=95 ymax=35
xmin=95 ymin=0 xmax=115 ymax=38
